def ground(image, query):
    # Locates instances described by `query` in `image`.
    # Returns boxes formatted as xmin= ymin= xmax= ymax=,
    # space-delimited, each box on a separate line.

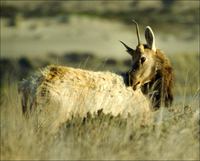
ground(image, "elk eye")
xmin=141 ymin=57 xmax=146 ymax=64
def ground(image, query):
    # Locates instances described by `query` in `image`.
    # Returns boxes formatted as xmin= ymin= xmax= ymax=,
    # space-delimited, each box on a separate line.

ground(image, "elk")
xmin=18 ymin=20 xmax=173 ymax=130
xmin=120 ymin=20 xmax=173 ymax=109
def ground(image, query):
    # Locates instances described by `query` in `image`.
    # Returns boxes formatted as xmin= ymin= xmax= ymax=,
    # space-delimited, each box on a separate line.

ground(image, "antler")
xmin=119 ymin=40 xmax=133 ymax=53
xmin=132 ymin=20 xmax=141 ymax=45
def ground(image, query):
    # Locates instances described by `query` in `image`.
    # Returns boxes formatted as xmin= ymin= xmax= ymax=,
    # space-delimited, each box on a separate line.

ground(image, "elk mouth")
xmin=133 ymin=81 xmax=141 ymax=90
xmin=132 ymin=79 xmax=152 ymax=90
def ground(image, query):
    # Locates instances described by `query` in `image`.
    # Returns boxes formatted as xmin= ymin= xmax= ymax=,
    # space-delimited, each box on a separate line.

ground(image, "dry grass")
xmin=1 ymin=2 xmax=199 ymax=159
xmin=0 ymin=52 xmax=199 ymax=160
xmin=0 ymin=77 xmax=199 ymax=160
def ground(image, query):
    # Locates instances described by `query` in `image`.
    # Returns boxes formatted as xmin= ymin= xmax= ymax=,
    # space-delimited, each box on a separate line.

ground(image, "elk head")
xmin=120 ymin=20 xmax=157 ymax=91
xmin=120 ymin=20 xmax=173 ymax=108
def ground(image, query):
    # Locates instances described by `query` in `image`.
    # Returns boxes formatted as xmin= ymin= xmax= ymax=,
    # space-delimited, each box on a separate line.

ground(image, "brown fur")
xmin=141 ymin=49 xmax=173 ymax=109
xmin=155 ymin=49 xmax=173 ymax=107
xmin=121 ymin=24 xmax=174 ymax=109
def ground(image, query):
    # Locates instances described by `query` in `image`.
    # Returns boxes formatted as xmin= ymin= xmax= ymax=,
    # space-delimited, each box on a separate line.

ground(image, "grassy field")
xmin=0 ymin=81 xmax=199 ymax=160
xmin=0 ymin=1 xmax=199 ymax=160
xmin=0 ymin=52 xmax=199 ymax=160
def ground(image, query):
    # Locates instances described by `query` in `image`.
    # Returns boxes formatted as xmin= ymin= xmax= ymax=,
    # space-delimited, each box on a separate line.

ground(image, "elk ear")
xmin=145 ymin=26 xmax=156 ymax=52
xmin=120 ymin=41 xmax=135 ymax=56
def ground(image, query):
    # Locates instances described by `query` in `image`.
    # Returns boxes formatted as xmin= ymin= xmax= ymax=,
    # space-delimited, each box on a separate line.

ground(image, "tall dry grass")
xmin=0 ymin=52 xmax=199 ymax=160
xmin=0 ymin=77 xmax=199 ymax=160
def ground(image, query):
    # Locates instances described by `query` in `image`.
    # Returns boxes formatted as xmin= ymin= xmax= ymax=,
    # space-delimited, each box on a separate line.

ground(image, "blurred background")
xmin=0 ymin=0 xmax=199 ymax=101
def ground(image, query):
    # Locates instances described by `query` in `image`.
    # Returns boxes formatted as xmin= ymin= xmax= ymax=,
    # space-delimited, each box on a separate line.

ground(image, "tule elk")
xmin=19 ymin=20 xmax=174 ymax=130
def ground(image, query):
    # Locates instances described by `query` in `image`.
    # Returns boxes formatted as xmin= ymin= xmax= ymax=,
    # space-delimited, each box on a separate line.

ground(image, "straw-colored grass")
xmin=0 ymin=52 xmax=199 ymax=160
xmin=0 ymin=77 xmax=199 ymax=160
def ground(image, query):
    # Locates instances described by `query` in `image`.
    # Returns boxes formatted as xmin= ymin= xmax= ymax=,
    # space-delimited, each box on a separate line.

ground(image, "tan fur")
xmin=19 ymin=65 xmax=152 ymax=131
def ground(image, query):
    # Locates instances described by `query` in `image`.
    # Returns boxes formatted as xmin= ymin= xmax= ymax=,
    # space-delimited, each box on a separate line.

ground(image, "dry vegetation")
xmin=0 ymin=81 xmax=199 ymax=160
xmin=0 ymin=1 xmax=199 ymax=160
xmin=0 ymin=53 xmax=199 ymax=160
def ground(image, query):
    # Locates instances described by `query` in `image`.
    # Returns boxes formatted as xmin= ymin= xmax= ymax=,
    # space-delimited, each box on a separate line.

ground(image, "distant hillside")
xmin=1 ymin=0 xmax=199 ymax=33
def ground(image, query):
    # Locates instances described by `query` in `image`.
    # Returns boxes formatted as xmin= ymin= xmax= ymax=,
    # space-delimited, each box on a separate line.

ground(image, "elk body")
xmin=19 ymin=65 xmax=151 ymax=130
xmin=19 ymin=20 xmax=173 ymax=130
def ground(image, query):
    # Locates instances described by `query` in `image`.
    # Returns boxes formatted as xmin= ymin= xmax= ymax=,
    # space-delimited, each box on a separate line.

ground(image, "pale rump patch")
xmin=19 ymin=65 xmax=152 ymax=132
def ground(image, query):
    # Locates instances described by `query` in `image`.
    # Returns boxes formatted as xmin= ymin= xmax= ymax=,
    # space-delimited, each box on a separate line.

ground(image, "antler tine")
xmin=132 ymin=19 xmax=141 ymax=45
xmin=120 ymin=41 xmax=131 ymax=50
